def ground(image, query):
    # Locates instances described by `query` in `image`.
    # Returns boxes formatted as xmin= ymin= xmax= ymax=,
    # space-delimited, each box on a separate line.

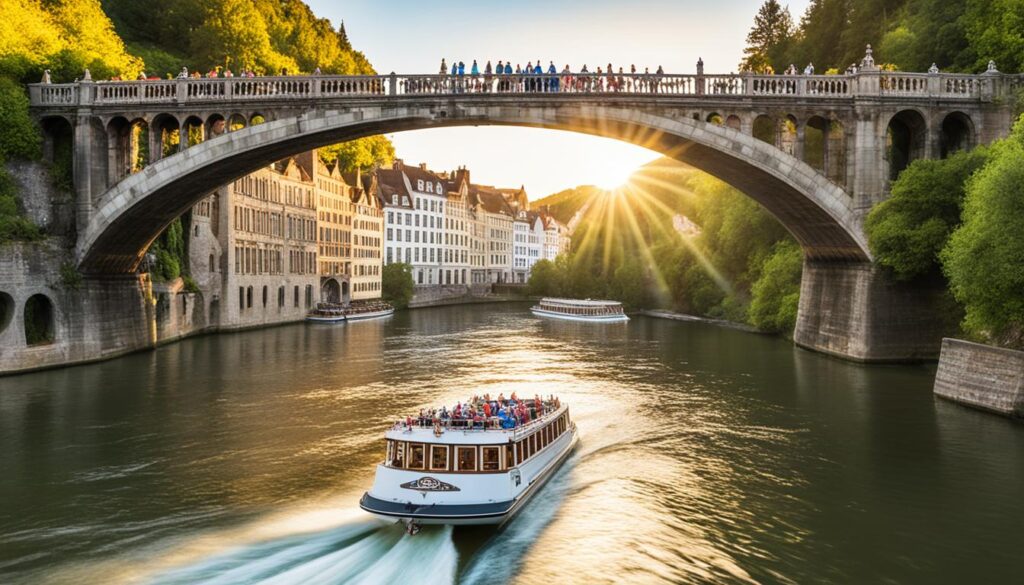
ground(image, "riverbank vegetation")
xmin=530 ymin=159 xmax=803 ymax=335
xmin=382 ymin=262 xmax=414 ymax=310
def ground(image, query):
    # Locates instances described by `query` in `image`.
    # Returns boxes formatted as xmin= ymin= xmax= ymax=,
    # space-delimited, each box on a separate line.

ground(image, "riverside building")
xmin=377 ymin=161 xmax=571 ymax=288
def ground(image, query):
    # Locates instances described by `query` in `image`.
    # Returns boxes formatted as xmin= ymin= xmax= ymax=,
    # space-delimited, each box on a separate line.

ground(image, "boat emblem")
xmin=400 ymin=476 xmax=460 ymax=492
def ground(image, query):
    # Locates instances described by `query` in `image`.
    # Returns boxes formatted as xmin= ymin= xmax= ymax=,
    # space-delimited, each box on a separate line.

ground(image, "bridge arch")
xmin=77 ymin=104 xmax=868 ymax=274
xmin=885 ymin=109 xmax=928 ymax=180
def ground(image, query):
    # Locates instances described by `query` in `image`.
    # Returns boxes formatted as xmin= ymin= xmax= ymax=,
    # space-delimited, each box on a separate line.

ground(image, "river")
xmin=1 ymin=303 xmax=1022 ymax=584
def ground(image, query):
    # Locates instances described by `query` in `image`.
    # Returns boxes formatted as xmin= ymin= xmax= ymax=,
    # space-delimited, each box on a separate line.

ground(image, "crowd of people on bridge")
xmin=395 ymin=393 xmax=561 ymax=431
xmin=433 ymin=59 xmax=671 ymax=93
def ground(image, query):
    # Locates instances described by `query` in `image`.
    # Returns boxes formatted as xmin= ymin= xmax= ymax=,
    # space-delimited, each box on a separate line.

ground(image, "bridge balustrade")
xmin=27 ymin=70 xmax=1012 ymax=109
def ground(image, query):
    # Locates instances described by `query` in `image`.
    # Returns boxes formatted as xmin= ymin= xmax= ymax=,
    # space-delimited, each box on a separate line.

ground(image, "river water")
xmin=1 ymin=303 xmax=1022 ymax=584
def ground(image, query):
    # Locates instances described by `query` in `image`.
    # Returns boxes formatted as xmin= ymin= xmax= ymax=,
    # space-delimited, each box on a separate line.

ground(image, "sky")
xmin=306 ymin=0 xmax=812 ymax=199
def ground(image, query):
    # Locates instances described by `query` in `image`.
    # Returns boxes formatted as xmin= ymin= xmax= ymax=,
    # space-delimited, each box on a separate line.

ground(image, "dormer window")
xmin=426 ymin=182 xmax=433 ymax=193
xmin=392 ymin=195 xmax=397 ymax=205
xmin=417 ymin=180 xmax=424 ymax=191
xmin=436 ymin=183 xmax=442 ymax=193
xmin=403 ymin=197 xmax=409 ymax=206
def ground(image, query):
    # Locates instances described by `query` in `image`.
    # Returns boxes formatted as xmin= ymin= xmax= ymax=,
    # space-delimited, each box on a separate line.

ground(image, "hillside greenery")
xmin=742 ymin=0 xmax=1024 ymax=73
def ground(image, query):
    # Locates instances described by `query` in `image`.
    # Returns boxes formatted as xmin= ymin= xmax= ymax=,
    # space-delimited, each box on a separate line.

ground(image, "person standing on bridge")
xmin=440 ymin=58 xmax=447 ymax=75
xmin=495 ymin=61 xmax=504 ymax=91
xmin=484 ymin=61 xmax=493 ymax=93
xmin=547 ymin=61 xmax=558 ymax=92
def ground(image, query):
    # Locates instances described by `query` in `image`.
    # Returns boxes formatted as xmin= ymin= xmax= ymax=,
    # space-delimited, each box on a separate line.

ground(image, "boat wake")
xmin=144 ymin=518 xmax=457 ymax=585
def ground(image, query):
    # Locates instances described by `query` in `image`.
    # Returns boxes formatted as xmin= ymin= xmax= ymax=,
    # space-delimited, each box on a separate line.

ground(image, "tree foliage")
xmin=0 ymin=0 xmax=141 ymax=82
xmin=748 ymin=240 xmax=803 ymax=333
xmin=382 ymin=262 xmax=414 ymax=309
xmin=318 ymin=136 xmax=395 ymax=173
xmin=866 ymin=147 xmax=989 ymax=280
xmin=740 ymin=0 xmax=794 ymax=72
xmin=941 ymin=116 xmax=1024 ymax=347
xmin=742 ymin=0 xmax=1024 ymax=73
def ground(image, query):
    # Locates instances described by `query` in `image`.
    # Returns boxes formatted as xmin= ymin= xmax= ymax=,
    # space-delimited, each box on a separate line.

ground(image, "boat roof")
xmin=384 ymin=403 xmax=567 ymax=445
xmin=538 ymin=297 xmax=622 ymax=307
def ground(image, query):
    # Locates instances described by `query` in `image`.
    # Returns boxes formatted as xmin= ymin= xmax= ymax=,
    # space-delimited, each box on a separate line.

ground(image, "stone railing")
xmin=27 ymin=70 xmax=1016 ymax=109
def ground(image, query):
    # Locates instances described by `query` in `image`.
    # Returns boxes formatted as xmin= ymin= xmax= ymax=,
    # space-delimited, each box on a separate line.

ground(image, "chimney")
xmin=393 ymin=158 xmax=403 ymax=170
xmin=455 ymin=167 xmax=470 ymax=185
xmin=419 ymin=162 xmax=428 ymax=170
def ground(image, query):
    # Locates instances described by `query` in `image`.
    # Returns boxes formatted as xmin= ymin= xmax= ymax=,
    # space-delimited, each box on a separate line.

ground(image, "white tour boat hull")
xmin=530 ymin=307 xmax=629 ymax=322
xmin=360 ymin=424 xmax=578 ymax=526
xmin=345 ymin=308 xmax=395 ymax=321
xmin=305 ymin=314 xmax=346 ymax=324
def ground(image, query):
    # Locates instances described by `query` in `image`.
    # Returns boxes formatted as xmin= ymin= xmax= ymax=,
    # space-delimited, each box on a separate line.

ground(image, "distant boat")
xmin=306 ymin=301 xmax=394 ymax=323
xmin=530 ymin=298 xmax=629 ymax=322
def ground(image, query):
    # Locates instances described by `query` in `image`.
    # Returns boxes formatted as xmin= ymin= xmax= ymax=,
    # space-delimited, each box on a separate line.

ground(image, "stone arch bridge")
xmin=22 ymin=58 xmax=1022 ymax=364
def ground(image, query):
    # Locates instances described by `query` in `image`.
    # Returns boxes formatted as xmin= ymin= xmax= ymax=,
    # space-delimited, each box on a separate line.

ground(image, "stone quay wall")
xmin=933 ymin=338 xmax=1024 ymax=418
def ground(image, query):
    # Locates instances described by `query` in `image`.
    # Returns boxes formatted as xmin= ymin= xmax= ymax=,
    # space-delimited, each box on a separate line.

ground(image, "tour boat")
xmin=530 ymin=298 xmax=629 ymax=322
xmin=306 ymin=303 xmax=347 ymax=323
xmin=359 ymin=396 xmax=578 ymax=528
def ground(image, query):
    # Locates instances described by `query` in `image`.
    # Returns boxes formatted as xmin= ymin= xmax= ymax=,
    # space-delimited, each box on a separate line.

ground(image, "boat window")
xmin=430 ymin=445 xmax=449 ymax=471
xmin=517 ymin=440 xmax=526 ymax=463
xmin=523 ymin=438 xmax=531 ymax=460
xmin=482 ymin=447 xmax=500 ymax=471
xmin=457 ymin=446 xmax=477 ymax=471
xmin=392 ymin=441 xmax=405 ymax=468
xmin=408 ymin=443 xmax=425 ymax=469
xmin=506 ymin=445 xmax=515 ymax=468
xmin=530 ymin=433 xmax=538 ymax=454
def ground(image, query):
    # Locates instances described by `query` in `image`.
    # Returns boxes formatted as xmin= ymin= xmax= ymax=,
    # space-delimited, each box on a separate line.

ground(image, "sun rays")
xmin=567 ymin=154 xmax=737 ymax=302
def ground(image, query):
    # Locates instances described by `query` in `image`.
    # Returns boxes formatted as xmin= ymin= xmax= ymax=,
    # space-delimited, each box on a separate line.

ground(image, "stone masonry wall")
xmin=0 ymin=240 xmax=154 ymax=374
xmin=933 ymin=338 xmax=1024 ymax=418
xmin=794 ymin=260 xmax=954 ymax=362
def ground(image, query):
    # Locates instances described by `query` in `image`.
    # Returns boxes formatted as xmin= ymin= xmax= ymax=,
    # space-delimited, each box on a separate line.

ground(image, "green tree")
xmin=941 ymin=117 xmax=1024 ymax=347
xmin=318 ymin=136 xmax=395 ymax=173
xmin=526 ymin=259 xmax=561 ymax=297
xmin=866 ymin=147 xmax=989 ymax=280
xmin=740 ymin=0 xmax=794 ymax=72
xmin=382 ymin=262 xmax=414 ymax=309
xmin=963 ymin=0 xmax=1024 ymax=74
xmin=748 ymin=240 xmax=803 ymax=334
xmin=0 ymin=78 xmax=41 ymax=160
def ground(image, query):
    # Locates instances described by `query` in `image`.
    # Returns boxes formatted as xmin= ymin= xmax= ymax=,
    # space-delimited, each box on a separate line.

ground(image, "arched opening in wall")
xmin=294 ymin=285 xmax=299 ymax=307
xmin=209 ymin=254 xmax=216 ymax=273
xmin=705 ymin=113 xmax=723 ymax=126
xmin=183 ymin=116 xmax=205 ymax=147
xmin=129 ymin=118 xmax=150 ymax=173
xmin=322 ymin=278 xmax=341 ymax=304
xmin=40 ymin=116 xmax=74 ymax=191
xmin=940 ymin=112 xmax=974 ymax=158
xmin=779 ymin=115 xmax=798 ymax=157
xmin=804 ymin=116 xmax=829 ymax=172
xmin=886 ymin=109 xmax=927 ymax=181
xmin=106 ymin=116 xmax=132 ymax=183
xmin=826 ymin=119 xmax=846 ymax=185
xmin=151 ymin=114 xmax=180 ymax=160
xmin=228 ymin=114 xmax=247 ymax=132
xmin=206 ymin=114 xmax=226 ymax=139
xmin=209 ymin=298 xmax=220 ymax=325
xmin=752 ymin=115 xmax=775 ymax=145
xmin=250 ymin=113 xmax=266 ymax=126
xmin=23 ymin=294 xmax=55 ymax=346
xmin=0 ymin=291 xmax=14 ymax=337
xmin=725 ymin=115 xmax=741 ymax=131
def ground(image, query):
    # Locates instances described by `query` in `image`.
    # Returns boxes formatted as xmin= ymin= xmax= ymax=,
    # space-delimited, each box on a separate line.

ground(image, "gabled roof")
xmin=470 ymin=184 xmax=514 ymax=216
xmin=375 ymin=168 xmax=413 ymax=208
xmin=272 ymin=157 xmax=312 ymax=183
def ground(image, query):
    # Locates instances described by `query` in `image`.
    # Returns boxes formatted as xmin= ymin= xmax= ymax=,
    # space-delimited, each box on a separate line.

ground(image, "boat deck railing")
xmin=395 ymin=402 xmax=566 ymax=436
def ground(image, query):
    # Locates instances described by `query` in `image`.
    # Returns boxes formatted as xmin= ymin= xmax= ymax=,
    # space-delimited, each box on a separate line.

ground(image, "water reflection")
xmin=1 ymin=304 xmax=1023 ymax=584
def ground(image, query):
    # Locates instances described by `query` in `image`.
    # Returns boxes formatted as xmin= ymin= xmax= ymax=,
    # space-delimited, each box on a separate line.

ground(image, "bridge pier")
xmin=794 ymin=260 xmax=954 ymax=362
